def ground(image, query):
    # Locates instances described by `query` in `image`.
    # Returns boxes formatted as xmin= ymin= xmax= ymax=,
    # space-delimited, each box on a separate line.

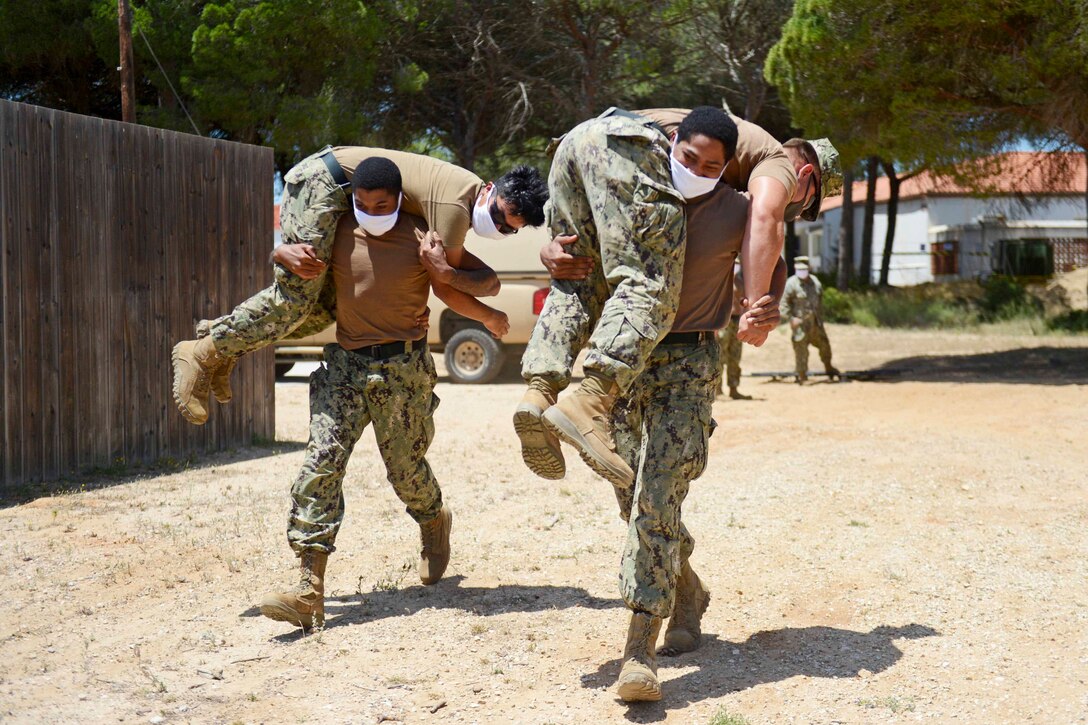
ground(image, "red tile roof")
xmin=819 ymin=152 xmax=1087 ymax=213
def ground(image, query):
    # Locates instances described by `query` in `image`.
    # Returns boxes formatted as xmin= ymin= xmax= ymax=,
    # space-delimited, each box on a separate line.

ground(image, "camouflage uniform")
xmin=609 ymin=337 xmax=719 ymax=617
xmin=520 ymin=115 xmax=686 ymax=392
xmin=716 ymin=316 xmax=743 ymax=391
xmin=288 ymin=342 xmax=443 ymax=553
xmin=210 ymin=151 xmax=348 ymax=357
xmin=781 ymin=274 xmax=834 ymax=377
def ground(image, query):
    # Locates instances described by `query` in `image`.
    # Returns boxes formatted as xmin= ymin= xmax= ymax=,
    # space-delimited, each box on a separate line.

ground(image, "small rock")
xmin=858 ymin=669 xmax=872 ymax=679
xmin=149 ymin=717 xmax=165 ymax=724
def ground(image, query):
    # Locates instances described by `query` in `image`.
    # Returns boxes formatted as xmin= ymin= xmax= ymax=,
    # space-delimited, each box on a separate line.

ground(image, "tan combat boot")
xmin=658 ymin=560 xmax=711 ymax=656
xmin=541 ymin=376 xmax=633 ymax=487
xmin=259 ymin=549 xmax=328 ymax=630
xmin=171 ymin=336 xmax=228 ymax=425
xmin=513 ymin=381 xmax=565 ymax=480
xmin=419 ymin=506 xmax=453 ymax=585
xmin=616 ymin=611 xmax=664 ymax=702
xmin=195 ymin=320 xmax=236 ymax=403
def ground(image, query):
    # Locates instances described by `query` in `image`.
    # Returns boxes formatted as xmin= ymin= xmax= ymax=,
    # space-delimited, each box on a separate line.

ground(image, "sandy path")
xmin=1 ymin=325 xmax=1086 ymax=724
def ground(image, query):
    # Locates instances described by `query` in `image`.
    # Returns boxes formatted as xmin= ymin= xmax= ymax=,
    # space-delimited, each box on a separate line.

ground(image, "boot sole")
xmin=420 ymin=508 xmax=452 ymax=585
xmin=541 ymin=408 xmax=633 ymax=487
xmin=617 ymin=675 xmax=662 ymax=702
xmin=259 ymin=601 xmax=316 ymax=630
xmin=171 ymin=343 xmax=208 ymax=426
xmin=658 ymin=585 xmax=711 ymax=656
xmin=513 ymin=404 xmax=566 ymax=479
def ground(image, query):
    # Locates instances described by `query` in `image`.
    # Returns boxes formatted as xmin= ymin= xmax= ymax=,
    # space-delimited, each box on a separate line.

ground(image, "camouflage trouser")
xmin=287 ymin=342 xmax=443 ymax=554
xmin=717 ymin=315 xmax=743 ymax=390
xmin=520 ymin=116 xmax=686 ymax=392
xmin=609 ymin=337 xmax=719 ymax=617
xmin=792 ymin=320 xmax=834 ymax=376
xmin=209 ymin=151 xmax=347 ymax=357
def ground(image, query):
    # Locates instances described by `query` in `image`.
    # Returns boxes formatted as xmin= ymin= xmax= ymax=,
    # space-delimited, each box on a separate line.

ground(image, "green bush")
xmin=980 ymin=275 xmax=1041 ymax=320
xmin=1047 ymin=309 xmax=1088 ymax=332
xmin=822 ymin=286 xmax=853 ymax=323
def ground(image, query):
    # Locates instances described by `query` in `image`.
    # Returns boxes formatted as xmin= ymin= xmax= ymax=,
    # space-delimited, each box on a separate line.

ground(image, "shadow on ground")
xmin=580 ymin=623 xmax=939 ymax=721
xmin=0 ymin=440 xmax=306 ymax=509
xmin=240 ymin=575 xmax=623 ymax=641
xmin=872 ymin=346 xmax=1088 ymax=385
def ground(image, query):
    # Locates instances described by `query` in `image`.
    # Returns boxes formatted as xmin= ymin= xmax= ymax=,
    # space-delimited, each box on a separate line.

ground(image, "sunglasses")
xmin=488 ymin=198 xmax=518 ymax=236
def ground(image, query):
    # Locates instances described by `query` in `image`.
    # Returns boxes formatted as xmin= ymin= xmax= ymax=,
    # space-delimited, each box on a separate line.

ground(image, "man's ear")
xmin=476 ymin=181 xmax=494 ymax=207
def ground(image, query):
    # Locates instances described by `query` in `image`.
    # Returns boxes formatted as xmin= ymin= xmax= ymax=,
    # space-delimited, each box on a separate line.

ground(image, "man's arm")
xmin=419 ymin=240 xmax=500 ymax=297
xmin=737 ymin=175 xmax=789 ymax=346
xmin=742 ymin=257 xmax=787 ymax=330
xmin=418 ymin=231 xmax=508 ymax=337
xmin=272 ymin=243 xmax=327 ymax=280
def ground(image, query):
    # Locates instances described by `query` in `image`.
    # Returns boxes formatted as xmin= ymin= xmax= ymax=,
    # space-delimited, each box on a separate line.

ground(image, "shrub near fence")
xmin=0 ymin=100 xmax=275 ymax=488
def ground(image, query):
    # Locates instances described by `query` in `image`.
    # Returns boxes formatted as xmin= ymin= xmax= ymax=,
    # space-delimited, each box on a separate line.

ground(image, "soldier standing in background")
xmin=717 ymin=263 xmax=751 ymax=400
xmin=781 ymin=256 xmax=840 ymax=384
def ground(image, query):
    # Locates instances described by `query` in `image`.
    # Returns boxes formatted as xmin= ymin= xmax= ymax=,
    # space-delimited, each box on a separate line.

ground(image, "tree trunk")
xmin=117 ymin=0 xmax=136 ymax=123
xmin=860 ymin=155 xmax=878 ymax=286
xmin=837 ymin=169 xmax=855 ymax=289
xmin=879 ymin=158 xmax=901 ymax=287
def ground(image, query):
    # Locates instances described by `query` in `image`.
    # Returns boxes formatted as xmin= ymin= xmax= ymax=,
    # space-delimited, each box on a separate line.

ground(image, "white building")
xmin=796 ymin=152 xmax=1088 ymax=285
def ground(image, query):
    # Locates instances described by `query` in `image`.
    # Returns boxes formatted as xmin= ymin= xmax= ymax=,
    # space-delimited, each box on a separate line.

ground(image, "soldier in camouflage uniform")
xmin=716 ymin=266 xmax=750 ymax=399
xmin=781 ymin=256 xmax=839 ymax=384
xmin=605 ymin=178 xmax=787 ymax=702
xmin=517 ymin=108 xmax=748 ymax=493
xmin=259 ymin=159 xmax=506 ymax=630
xmin=172 ymin=146 xmax=546 ymax=426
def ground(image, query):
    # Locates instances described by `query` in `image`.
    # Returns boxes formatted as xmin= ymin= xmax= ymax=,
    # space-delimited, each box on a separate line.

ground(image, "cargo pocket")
xmin=679 ymin=406 xmax=712 ymax=483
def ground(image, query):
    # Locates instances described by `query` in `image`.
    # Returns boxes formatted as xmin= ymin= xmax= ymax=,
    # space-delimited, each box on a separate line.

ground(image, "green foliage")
xmin=979 ymin=275 xmax=1041 ymax=321
xmin=767 ymin=0 xmax=1088 ymax=167
xmin=820 ymin=277 xmax=1084 ymax=330
xmin=1046 ymin=310 xmax=1088 ymax=333
xmin=821 ymin=286 xmax=853 ymax=323
xmin=708 ymin=708 xmax=751 ymax=725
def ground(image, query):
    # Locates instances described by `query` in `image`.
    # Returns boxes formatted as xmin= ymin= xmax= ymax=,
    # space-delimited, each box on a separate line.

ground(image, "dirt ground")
xmin=2 ymin=325 xmax=1086 ymax=724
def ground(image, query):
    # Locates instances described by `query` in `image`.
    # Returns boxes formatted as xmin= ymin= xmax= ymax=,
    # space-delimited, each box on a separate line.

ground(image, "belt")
xmin=318 ymin=146 xmax=351 ymax=190
xmin=348 ymin=337 xmax=422 ymax=360
xmin=660 ymin=331 xmax=713 ymax=345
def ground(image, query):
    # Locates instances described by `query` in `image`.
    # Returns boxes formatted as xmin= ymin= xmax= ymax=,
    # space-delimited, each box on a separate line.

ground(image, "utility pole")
xmin=118 ymin=0 xmax=135 ymax=123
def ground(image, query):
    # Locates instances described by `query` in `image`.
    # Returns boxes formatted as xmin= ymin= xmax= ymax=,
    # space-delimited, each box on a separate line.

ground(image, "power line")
xmin=137 ymin=27 xmax=201 ymax=136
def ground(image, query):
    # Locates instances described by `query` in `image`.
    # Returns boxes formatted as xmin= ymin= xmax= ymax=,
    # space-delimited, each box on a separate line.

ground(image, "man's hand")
xmin=790 ymin=317 xmax=802 ymax=331
xmin=737 ymin=312 xmax=770 ymax=347
xmin=484 ymin=309 xmax=510 ymax=338
xmin=274 ymin=244 xmax=326 ymax=280
xmin=541 ymin=234 xmax=593 ymax=280
xmin=741 ymin=293 xmax=781 ymax=329
xmin=418 ymin=231 xmax=454 ymax=283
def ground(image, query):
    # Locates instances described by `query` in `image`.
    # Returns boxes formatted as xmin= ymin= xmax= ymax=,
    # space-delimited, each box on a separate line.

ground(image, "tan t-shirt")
xmin=332 ymin=147 xmax=484 ymax=248
xmin=635 ymin=108 xmax=798 ymax=200
xmin=331 ymin=212 xmax=431 ymax=350
xmin=671 ymin=185 xmax=750 ymax=333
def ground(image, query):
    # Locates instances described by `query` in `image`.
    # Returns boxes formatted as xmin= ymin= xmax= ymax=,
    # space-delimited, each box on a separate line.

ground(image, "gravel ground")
xmin=1 ymin=324 xmax=1086 ymax=724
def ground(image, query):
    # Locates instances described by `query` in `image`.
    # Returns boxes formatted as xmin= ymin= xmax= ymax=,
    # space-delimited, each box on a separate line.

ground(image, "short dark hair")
xmin=676 ymin=106 xmax=738 ymax=161
xmin=352 ymin=157 xmax=402 ymax=195
xmin=494 ymin=165 xmax=548 ymax=227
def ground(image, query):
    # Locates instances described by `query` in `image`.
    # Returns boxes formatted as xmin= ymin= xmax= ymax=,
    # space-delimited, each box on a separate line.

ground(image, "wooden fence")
xmin=0 ymin=100 xmax=275 ymax=488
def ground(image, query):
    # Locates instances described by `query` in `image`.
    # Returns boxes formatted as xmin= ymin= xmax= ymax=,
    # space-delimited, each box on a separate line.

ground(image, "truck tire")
xmin=444 ymin=328 xmax=505 ymax=384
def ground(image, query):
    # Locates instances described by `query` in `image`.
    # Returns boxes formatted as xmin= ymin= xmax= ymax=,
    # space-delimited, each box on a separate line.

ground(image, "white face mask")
xmin=796 ymin=269 xmax=810 ymax=279
xmin=353 ymin=193 xmax=401 ymax=237
xmin=670 ymin=142 xmax=723 ymax=200
xmin=472 ymin=186 xmax=507 ymax=240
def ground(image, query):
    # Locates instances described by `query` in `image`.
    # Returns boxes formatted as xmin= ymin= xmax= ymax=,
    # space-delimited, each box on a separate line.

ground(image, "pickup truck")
xmin=274 ymin=225 xmax=552 ymax=384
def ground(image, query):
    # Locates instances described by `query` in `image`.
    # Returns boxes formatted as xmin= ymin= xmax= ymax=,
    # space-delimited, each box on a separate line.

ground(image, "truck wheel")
xmin=275 ymin=362 xmax=295 ymax=379
xmin=444 ymin=328 xmax=505 ymax=384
